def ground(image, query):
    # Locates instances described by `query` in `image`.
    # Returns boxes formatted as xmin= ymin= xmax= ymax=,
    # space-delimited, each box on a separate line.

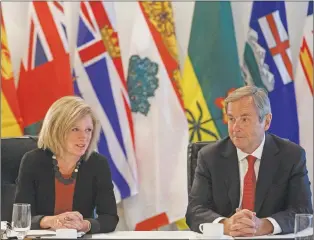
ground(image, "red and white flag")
xmin=17 ymin=1 xmax=73 ymax=134
xmin=121 ymin=2 xmax=189 ymax=230
xmin=295 ymin=1 xmax=313 ymax=184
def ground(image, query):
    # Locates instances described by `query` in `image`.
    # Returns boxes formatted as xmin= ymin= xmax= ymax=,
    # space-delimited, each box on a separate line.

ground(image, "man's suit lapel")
xmin=255 ymin=133 xmax=280 ymax=214
xmin=222 ymin=139 xmax=241 ymax=212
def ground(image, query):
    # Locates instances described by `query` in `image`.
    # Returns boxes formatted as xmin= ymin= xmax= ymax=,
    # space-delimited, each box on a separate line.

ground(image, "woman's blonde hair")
xmin=38 ymin=96 xmax=101 ymax=159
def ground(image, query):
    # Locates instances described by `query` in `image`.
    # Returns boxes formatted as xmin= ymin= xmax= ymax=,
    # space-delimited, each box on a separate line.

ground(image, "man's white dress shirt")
xmin=213 ymin=134 xmax=282 ymax=234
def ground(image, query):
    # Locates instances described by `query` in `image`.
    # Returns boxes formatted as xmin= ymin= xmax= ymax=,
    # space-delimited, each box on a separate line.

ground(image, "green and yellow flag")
xmin=176 ymin=1 xmax=244 ymax=229
xmin=182 ymin=1 xmax=244 ymax=143
xmin=1 ymin=5 xmax=23 ymax=137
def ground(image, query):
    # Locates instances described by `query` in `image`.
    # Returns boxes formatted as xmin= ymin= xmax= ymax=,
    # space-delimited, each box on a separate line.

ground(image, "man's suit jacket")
xmin=14 ymin=148 xmax=119 ymax=234
xmin=186 ymin=133 xmax=313 ymax=234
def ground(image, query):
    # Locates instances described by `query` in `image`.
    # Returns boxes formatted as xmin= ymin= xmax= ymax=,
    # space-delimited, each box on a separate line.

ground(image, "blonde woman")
xmin=15 ymin=96 xmax=118 ymax=234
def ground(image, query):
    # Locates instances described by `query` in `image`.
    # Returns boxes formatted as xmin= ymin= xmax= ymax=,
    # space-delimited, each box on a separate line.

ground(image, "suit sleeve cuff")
xmin=213 ymin=217 xmax=226 ymax=223
xmin=84 ymin=218 xmax=100 ymax=234
xmin=31 ymin=215 xmax=45 ymax=229
xmin=266 ymin=217 xmax=282 ymax=235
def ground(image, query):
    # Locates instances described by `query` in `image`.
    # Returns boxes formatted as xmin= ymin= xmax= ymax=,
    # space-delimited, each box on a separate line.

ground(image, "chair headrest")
xmin=1 ymin=136 xmax=38 ymax=184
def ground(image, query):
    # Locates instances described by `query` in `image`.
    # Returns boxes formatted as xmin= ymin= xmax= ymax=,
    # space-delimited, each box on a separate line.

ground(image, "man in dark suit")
xmin=186 ymin=86 xmax=313 ymax=237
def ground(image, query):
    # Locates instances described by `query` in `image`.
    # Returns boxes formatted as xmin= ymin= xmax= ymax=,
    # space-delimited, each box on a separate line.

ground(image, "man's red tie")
xmin=242 ymin=155 xmax=257 ymax=211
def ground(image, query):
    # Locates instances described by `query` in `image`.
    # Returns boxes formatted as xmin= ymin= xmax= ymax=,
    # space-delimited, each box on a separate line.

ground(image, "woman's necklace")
xmin=52 ymin=155 xmax=82 ymax=185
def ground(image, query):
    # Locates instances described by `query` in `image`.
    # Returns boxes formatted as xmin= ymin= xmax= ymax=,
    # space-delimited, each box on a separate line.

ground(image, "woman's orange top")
xmin=54 ymin=173 xmax=76 ymax=215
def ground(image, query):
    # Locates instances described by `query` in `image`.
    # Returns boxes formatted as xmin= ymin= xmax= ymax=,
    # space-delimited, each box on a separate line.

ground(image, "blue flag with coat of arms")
xmin=242 ymin=1 xmax=299 ymax=143
xmin=73 ymin=1 xmax=138 ymax=203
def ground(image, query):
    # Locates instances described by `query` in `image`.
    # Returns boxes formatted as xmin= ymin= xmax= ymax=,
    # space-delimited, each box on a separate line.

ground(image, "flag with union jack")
xmin=73 ymin=1 xmax=138 ymax=203
xmin=242 ymin=1 xmax=299 ymax=143
xmin=17 ymin=1 xmax=73 ymax=134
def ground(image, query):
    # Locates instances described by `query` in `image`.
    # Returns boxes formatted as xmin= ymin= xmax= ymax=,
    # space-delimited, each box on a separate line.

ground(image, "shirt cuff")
xmin=266 ymin=217 xmax=282 ymax=235
xmin=213 ymin=217 xmax=226 ymax=223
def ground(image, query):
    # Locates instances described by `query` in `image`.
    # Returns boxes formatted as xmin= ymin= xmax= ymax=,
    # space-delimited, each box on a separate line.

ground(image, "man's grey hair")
xmin=224 ymin=85 xmax=272 ymax=122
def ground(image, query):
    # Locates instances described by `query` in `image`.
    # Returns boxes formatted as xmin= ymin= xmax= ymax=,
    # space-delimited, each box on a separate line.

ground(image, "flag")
xmin=17 ymin=1 xmax=73 ymax=135
xmin=73 ymin=2 xmax=138 ymax=203
xmin=295 ymin=1 xmax=313 ymax=184
xmin=242 ymin=1 xmax=299 ymax=143
xmin=181 ymin=1 xmax=244 ymax=145
xmin=178 ymin=1 xmax=244 ymax=229
xmin=121 ymin=1 xmax=189 ymax=230
xmin=1 ymin=4 xmax=23 ymax=137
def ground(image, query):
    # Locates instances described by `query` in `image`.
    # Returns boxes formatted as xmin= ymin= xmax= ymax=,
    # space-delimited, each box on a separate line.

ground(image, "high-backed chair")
xmin=1 ymin=136 xmax=38 ymax=221
xmin=187 ymin=141 xmax=216 ymax=194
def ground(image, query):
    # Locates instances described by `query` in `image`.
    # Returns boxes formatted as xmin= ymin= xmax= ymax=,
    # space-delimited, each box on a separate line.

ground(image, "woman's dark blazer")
xmin=14 ymin=148 xmax=119 ymax=234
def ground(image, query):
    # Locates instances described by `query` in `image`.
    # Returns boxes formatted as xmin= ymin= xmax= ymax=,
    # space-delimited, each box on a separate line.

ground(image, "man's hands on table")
xmin=220 ymin=209 xmax=274 ymax=237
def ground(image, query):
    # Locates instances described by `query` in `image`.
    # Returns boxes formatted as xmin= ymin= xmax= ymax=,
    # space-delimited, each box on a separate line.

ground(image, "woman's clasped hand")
xmin=40 ymin=211 xmax=91 ymax=232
